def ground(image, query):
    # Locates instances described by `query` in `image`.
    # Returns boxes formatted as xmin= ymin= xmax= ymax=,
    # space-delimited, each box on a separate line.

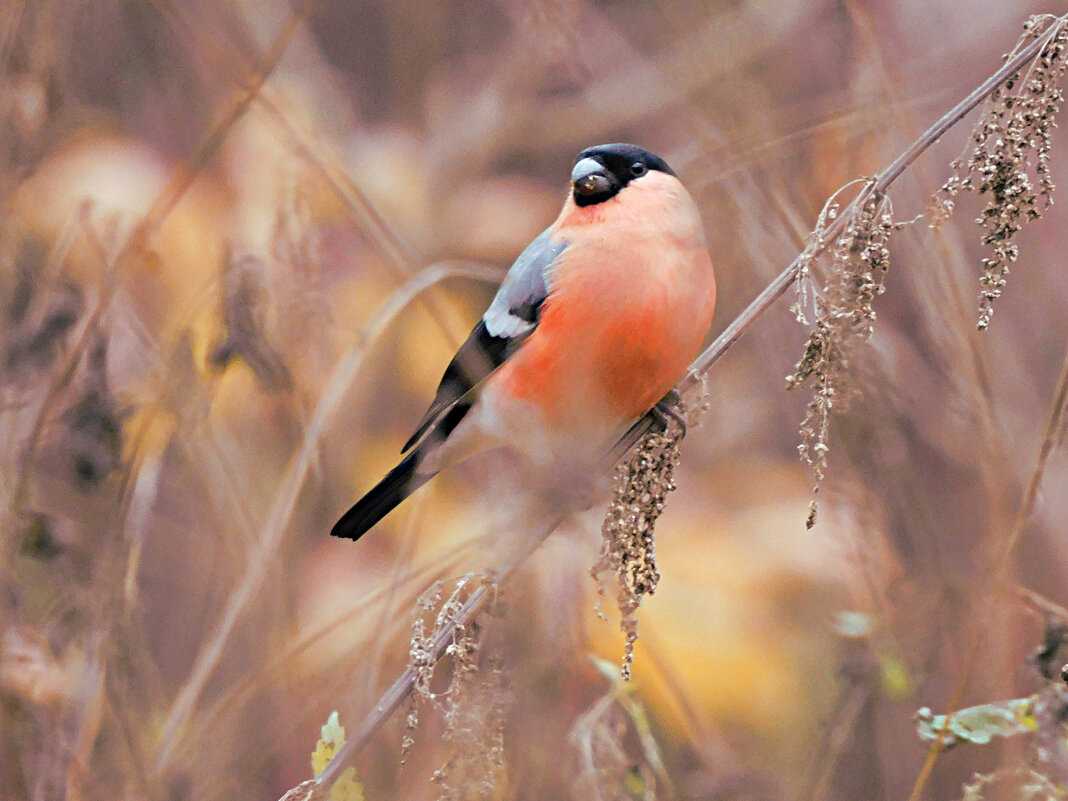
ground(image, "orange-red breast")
xmin=332 ymin=144 xmax=717 ymax=541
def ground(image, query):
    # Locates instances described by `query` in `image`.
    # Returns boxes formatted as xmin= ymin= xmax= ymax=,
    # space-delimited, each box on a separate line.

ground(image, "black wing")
xmin=401 ymin=228 xmax=566 ymax=453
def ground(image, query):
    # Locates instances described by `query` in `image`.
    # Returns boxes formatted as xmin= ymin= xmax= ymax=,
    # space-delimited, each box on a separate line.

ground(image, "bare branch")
xmin=295 ymin=14 xmax=1068 ymax=800
xmin=620 ymin=11 xmax=1068 ymax=457
xmin=313 ymin=514 xmax=564 ymax=793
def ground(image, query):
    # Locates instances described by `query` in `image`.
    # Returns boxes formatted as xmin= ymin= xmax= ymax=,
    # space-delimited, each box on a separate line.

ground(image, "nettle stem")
xmin=297 ymin=13 xmax=1068 ymax=801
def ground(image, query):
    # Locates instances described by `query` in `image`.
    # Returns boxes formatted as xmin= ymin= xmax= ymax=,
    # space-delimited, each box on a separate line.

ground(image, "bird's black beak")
xmin=571 ymin=157 xmax=612 ymax=197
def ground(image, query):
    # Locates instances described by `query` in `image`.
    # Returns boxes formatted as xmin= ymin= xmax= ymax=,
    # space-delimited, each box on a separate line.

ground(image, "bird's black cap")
xmin=571 ymin=143 xmax=675 ymax=207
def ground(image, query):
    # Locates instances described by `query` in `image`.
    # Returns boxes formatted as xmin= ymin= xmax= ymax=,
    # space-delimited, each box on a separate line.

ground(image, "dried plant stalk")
xmin=296 ymin=13 xmax=1068 ymax=799
xmin=784 ymin=14 xmax=1068 ymax=525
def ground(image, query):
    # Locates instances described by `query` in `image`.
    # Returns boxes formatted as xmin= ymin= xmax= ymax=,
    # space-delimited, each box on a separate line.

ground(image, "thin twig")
xmin=150 ymin=0 xmax=471 ymax=348
xmin=113 ymin=0 xmax=323 ymax=273
xmin=620 ymin=11 xmax=1068 ymax=455
xmin=1019 ymin=586 xmax=1068 ymax=625
xmin=195 ymin=536 xmax=478 ymax=739
xmin=298 ymin=15 xmax=1068 ymax=800
xmin=314 ymin=514 xmax=564 ymax=793
xmin=991 ymin=348 xmax=1068 ymax=573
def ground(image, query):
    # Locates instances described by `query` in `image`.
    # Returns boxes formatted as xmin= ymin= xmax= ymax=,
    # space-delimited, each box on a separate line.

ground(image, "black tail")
xmin=330 ymin=450 xmax=436 ymax=541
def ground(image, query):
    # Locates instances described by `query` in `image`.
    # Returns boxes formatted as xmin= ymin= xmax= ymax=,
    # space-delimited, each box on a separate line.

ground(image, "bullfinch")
xmin=331 ymin=143 xmax=717 ymax=541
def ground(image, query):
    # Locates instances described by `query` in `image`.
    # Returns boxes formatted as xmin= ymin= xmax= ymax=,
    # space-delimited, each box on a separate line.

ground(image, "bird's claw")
xmin=651 ymin=390 xmax=687 ymax=438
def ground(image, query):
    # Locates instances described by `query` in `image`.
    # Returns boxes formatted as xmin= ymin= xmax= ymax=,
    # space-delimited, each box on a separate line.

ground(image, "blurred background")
xmin=1 ymin=1 xmax=1067 ymax=799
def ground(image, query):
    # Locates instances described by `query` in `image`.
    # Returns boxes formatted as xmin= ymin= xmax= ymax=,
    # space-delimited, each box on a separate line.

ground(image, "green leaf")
xmin=915 ymin=697 xmax=1036 ymax=746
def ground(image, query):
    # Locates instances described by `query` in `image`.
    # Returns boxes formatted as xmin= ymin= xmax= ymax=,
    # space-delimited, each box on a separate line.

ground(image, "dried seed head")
xmin=593 ymin=407 xmax=685 ymax=679
xmin=1 ymin=235 xmax=84 ymax=381
xmin=208 ymin=252 xmax=292 ymax=392
xmin=61 ymin=333 xmax=125 ymax=487
xmin=930 ymin=16 xmax=1068 ymax=329
xmin=405 ymin=575 xmax=507 ymax=799
xmin=788 ymin=186 xmax=895 ymax=525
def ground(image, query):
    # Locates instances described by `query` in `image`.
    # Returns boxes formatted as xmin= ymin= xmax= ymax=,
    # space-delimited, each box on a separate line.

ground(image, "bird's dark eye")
xmin=630 ymin=161 xmax=647 ymax=177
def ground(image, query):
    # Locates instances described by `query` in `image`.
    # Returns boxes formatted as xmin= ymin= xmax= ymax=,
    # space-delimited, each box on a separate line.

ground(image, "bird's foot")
xmin=651 ymin=390 xmax=687 ymax=438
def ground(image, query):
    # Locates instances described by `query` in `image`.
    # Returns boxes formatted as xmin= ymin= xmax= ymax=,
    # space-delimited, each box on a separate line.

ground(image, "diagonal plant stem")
xmin=149 ymin=0 xmax=417 ymax=281
xmin=150 ymin=0 xmax=475 ymax=350
xmin=990 ymin=349 xmax=1068 ymax=573
xmin=296 ymin=14 xmax=1068 ymax=801
xmin=313 ymin=515 xmax=564 ymax=793
xmin=614 ymin=16 xmax=1067 ymax=458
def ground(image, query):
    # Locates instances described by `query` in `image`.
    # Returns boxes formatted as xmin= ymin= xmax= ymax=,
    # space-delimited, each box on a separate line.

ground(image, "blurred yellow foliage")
xmin=311 ymin=712 xmax=365 ymax=801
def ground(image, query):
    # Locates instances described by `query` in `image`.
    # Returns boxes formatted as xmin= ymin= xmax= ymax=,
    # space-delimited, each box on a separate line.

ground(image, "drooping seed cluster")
xmin=594 ymin=414 xmax=685 ymax=679
xmin=931 ymin=15 xmax=1068 ymax=330
xmin=783 ymin=15 xmax=1068 ymax=530
xmin=788 ymin=187 xmax=894 ymax=527
xmin=406 ymin=576 xmax=506 ymax=800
